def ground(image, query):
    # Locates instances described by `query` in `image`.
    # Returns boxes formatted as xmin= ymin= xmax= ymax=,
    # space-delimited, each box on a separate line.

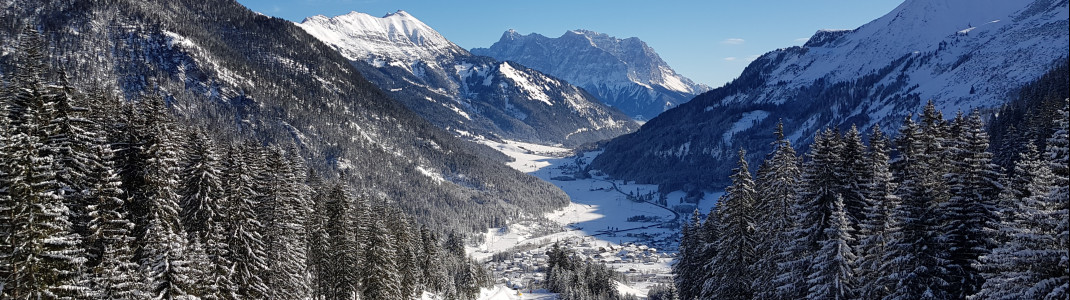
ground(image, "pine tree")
xmin=84 ymin=122 xmax=144 ymax=299
xmin=977 ymin=144 xmax=1056 ymax=299
xmin=457 ymin=258 xmax=485 ymax=300
xmin=752 ymin=121 xmax=801 ymax=300
xmin=323 ymin=183 xmax=358 ymax=300
xmin=883 ymin=115 xmax=951 ymax=300
xmin=977 ymin=101 xmax=1069 ymax=300
xmin=137 ymin=93 xmax=198 ymax=300
xmin=673 ymin=210 xmax=704 ymax=300
xmin=1 ymin=27 xmax=88 ymax=299
xmin=806 ymin=194 xmax=855 ymax=300
xmin=177 ymin=130 xmax=234 ymax=300
xmin=220 ymin=144 xmax=269 ymax=299
xmin=305 ymin=171 xmax=333 ymax=299
xmin=855 ymin=124 xmax=898 ymax=300
xmin=1026 ymin=99 xmax=1068 ymax=299
xmin=179 ymin=129 xmax=223 ymax=241
xmin=701 ymin=149 xmax=757 ymax=299
xmin=938 ymin=111 xmax=999 ymax=298
xmin=386 ymin=210 xmax=421 ymax=298
xmin=991 ymin=142 xmax=1042 ymax=245
xmin=839 ymin=125 xmax=869 ymax=240
xmin=777 ymin=129 xmax=856 ymax=299
xmin=417 ymin=225 xmax=448 ymax=294
xmin=694 ymin=207 xmax=719 ymax=298
xmin=43 ymin=72 xmax=98 ymax=251
xmin=256 ymin=148 xmax=310 ymax=299
xmin=360 ymin=205 xmax=402 ymax=300
xmin=185 ymin=236 xmax=215 ymax=299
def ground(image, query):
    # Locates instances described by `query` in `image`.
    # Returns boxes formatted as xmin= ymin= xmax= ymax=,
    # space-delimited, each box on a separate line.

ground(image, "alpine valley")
xmin=2 ymin=0 xmax=1068 ymax=299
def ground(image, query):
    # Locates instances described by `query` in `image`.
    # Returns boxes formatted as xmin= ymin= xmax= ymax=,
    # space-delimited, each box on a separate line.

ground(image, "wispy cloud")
xmin=724 ymin=57 xmax=737 ymax=61
xmin=794 ymin=37 xmax=810 ymax=43
xmin=721 ymin=38 xmax=745 ymax=45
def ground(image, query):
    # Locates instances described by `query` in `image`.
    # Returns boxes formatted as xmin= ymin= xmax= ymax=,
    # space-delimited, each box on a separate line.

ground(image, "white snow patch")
xmin=722 ymin=110 xmax=770 ymax=144
xmin=499 ymin=62 xmax=553 ymax=106
xmin=416 ymin=166 xmax=443 ymax=184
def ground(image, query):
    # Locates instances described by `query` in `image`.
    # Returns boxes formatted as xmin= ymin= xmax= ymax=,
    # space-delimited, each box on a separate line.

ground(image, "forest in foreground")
xmin=1 ymin=28 xmax=493 ymax=300
xmin=675 ymin=91 xmax=1069 ymax=299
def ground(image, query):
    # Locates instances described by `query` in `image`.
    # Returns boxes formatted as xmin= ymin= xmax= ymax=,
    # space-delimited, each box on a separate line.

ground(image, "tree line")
xmin=1 ymin=28 xmax=489 ymax=300
xmin=674 ymin=100 xmax=1069 ymax=299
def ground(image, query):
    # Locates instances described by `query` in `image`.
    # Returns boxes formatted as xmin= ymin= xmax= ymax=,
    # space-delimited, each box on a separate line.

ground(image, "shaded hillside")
xmin=0 ymin=0 xmax=569 ymax=232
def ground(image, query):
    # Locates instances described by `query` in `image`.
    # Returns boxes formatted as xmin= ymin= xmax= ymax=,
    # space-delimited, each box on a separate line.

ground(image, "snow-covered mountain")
xmin=472 ymin=29 xmax=710 ymax=120
xmin=298 ymin=11 xmax=638 ymax=147
xmin=592 ymin=0 xmax=1069 ymax=190
xmin=0 ymin=0 xmax=572 ymax=234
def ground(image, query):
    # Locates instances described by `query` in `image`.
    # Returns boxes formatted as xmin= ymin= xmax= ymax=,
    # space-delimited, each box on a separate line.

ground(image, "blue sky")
xmin=237 ymin=0 xmax=904 ymax=87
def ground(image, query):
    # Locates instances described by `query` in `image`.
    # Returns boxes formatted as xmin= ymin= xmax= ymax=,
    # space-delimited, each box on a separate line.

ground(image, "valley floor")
xmin=467 ymin=139 xmax=721 ymax=299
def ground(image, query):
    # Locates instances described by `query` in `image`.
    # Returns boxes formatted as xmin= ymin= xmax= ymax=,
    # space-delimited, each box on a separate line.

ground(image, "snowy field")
xmin=467 ymin=139 xmax=721 ymax=299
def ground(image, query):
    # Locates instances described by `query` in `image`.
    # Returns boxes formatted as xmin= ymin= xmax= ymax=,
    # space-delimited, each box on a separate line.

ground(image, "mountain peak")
xmin=473 ymin=29 xmax=710 ymax=119
xmin=297 ymin=9 xmax=465 ymax=63
xmin=501 ymin=28 xmax=521 ymax=41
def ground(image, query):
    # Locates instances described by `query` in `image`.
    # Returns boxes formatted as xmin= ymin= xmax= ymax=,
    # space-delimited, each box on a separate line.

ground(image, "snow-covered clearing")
xmin=469 ymin=138 xmax=721 ymax=298
xmin=419 ymin=285 xmax=556 ymax=300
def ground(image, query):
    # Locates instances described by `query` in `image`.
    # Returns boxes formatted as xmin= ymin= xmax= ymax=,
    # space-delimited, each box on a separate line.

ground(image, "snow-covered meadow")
xmin=467 ymin=139 xmax=721 ymax=298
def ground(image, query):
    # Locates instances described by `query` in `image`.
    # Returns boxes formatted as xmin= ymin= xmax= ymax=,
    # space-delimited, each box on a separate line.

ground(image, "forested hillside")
xmin=674 ymin=99 xmax=1069 ymax=299
xmin=0 ymin=0 xmax=570 ymax=235
xmin=0 ymin=28 xmax=494 ymax=299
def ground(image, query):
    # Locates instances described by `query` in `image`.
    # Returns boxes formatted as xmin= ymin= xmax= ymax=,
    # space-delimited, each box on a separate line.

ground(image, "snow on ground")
xmin=499 ymin=62 xmax=553 ymax=106
xmin=417 ymin=285 xmax=556 ymax=300
xmin=470 ymin=139 xmax=721 ymax=298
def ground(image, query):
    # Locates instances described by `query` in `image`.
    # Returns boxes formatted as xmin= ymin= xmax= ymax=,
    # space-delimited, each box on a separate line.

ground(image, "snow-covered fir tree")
xmin=256 ymin=148 xmax=311 ymax=299
xmin=883 ymin=112 xmax=953 ymax=300
xmin=220 ymin=144 xmax=269 ymax=299
xmin=839 ymin=125 xmax=870 ymax=240
xmin=137 ymin=93 xmax=199 ymax=300
xmin=360 ymin=205 xmax=402 ymax=300
xmin=752 ymin=121 xmax=801 ymax=300
xmin=1 ymin=28 xmax=88 ymax=299
xmin=178 ymin=129 xmax=234 ymax=300
xmin=854 ymin=124 xmax=898 ymax=300
xmin=323 ymin=183 xmax=359 ymax=300
xmin=701 ymin=149 xmax=758 ymax=299
xmin=805 ymin=193 xmax=855 ymax=300
xmin=673 ymin=210 xmax=705 ymax=300
xmin=785 ymin=129 xmax=856 ymax=299
xmin=84 ymin=114 xmax=144 ymax=299
xmin=938 ymin=111 xmax=1000 ymax=298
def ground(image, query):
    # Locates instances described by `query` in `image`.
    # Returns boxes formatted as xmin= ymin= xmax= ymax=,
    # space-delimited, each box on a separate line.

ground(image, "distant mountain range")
xmin=592 ymin=0 xmax=1070 ymax=190
xmin=473 ymin=29 xmax=710 ymax=121
xmin=298 ymin=11 xmax=638 ymax=147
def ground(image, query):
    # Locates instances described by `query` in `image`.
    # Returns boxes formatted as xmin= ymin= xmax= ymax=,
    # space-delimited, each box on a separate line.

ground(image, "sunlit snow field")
xmin=464 ymin=139 xmax=721 ymax=298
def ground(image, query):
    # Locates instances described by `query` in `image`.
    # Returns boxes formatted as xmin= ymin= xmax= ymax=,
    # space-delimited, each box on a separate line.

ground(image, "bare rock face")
xmin=473 ymin=29 xmax=710 ymax=121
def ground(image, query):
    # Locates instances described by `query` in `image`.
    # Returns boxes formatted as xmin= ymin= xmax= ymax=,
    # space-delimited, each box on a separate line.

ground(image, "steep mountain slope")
xmin=0 ymin=0 xmax=569 ymax=231
xmin=297 ymin=11 xmax=638 ymax=147
xmin=592 ymin=0 xmax=1070 ymax=190
xmin=472 ymin=29 xmax=710 ymax=120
